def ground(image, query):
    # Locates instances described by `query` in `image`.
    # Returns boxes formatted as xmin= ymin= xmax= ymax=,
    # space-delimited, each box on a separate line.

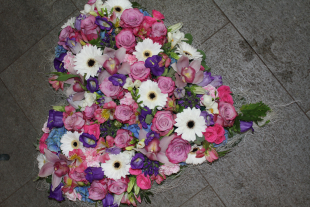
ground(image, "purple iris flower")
xmin=53 ymin=53 xmax=66 ymax=73
xmin=49 ymin=183 xmax=65 ymax=201
xmin=240 ymin=121 xmax=254 ymax=133
xmin=85 ymin=167 xmax=104 ymax=183
xmin=174 ymin=88 xmax=185 ymax=99
xmin=131 ymin=153 xmax=145 ymax=169
xmin=75 ymin=14 xmax=86 ymax=31
xmin=102 ymin=193 xmax=118 ymax=207
xmin=106 ymin=147 xmax=121 ymax=155
xmin=108 ymin=74 xmax=127 ymax=87
xmin=86 ymin=77 xmax=99 ymax=93
xmin=79 ymin=133 xmax=97 ymax=148
xmin=200 ymin=111 xmax=214 ymax=126
xmin=47 ymin=110 xmax=64 ymax=129
xmin=65 ymin=38 xmax=82 ymax=54
xmin=145 ymin=55 xmax=165 ymax=76
xmin=139 ymin=106 xmax=152 ymax=129
xmin=210 ymin=75 xmax=223 ymax=88
xmin=145 ymin=131 xmax=160 ymax=146
xmin=95 ymin=17 xmax=113 ymax=31
xmin=197 ymin=71 xmax=214 ymax=87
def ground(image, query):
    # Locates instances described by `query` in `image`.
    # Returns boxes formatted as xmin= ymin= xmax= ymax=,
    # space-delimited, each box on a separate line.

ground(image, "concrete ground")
xmin=0 ymin=0 xmax=310 ymax=206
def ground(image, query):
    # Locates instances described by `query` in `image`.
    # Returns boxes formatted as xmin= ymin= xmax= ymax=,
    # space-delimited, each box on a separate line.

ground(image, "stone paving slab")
xmin=196 ymin=23 xmax=310 ymax=206
xmin=214 ymin=0 xmax=310 ymax=112
xmin=0 ymin=0 xmax=76 ymax=73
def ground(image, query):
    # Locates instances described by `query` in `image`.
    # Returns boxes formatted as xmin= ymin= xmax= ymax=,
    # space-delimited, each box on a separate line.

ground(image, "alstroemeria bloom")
xmin=49 ymin=75 xmax=64 ymax=91
xmin=38 ymin=149 xmax=70 ymax=191
xmin=94 ymin=101 xmax=117 ymax=123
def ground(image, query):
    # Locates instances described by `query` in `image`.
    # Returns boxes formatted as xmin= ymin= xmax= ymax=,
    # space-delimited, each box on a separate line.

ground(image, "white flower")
xmin=174 ymin=108 xmax=206 ymax=141
xmin=104 ymin=0 xmax=132 ymax=18
xmin=176 ymin=42 xmax=203 ymax=60
xmin=37 ymin=154 xmax=47 ymax=170
xmin=133 ymin=38 xmax=163 ymax=61
xmin=137 ymin=140 xmax=145 ymax=149
xmin=74 ymin=45 xmax=103 ymax=80
xmin=123 ymin=77 xmax=134 ymax=89
xmin=81 ymin=3 xmax=95 ymax=14
xmin=81 ymin=92 xmax=97 ymax=110
xmin=61 ymin=17 xmax=76 ymax=29
xmin=167 ymin=22 xmax=183 ymax=33
xmin=186 ymin=145 xmax=206 ymax=165
xmin=101 ymin=153 xmax=130 ymax=180
xmin=60 ymin=131 xmax=84 ymax=157
xmin=201 ymin=95 xmax=219 ymax=114
xmin=168 ymin=30 xmax=187 ymax=49
xmin=133 ymin=80 xmax=141 ymax=88
xmin=138 ymin=80 xmax=168 ymax=110
xmin=122 ymin=150 xmax=135 ymax=163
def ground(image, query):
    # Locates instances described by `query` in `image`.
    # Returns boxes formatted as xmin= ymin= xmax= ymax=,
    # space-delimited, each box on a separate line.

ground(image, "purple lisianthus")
xmin=106 ymin=147 xmax=121 ymax=155
xmin=145 ymin=55 xmax=165 ymax=76
xmin=240 ymin=121 xmax=254 ymax=133
xmin=95 ymin=16 xmax=113 ymax=30
xmin=145 ymin=131 xmax=160 ymax=146
xmin=102 ymin=193 xmax=118 ymax=207
xmin=85 ymin=167 xmax=104 ymax=183
xmin=108 ymin=74 xmax=127 ymax=87
xmin=197 ymin=71 xmax=214 ymax=87
xmin=174 ymin=88 xmax=185 ymax=99
xmin=86 ymin=77 xmax=99 ymax=93
xmin=139 ymin=106 xmax=152 ymax=129
xmin=75 ymin=14 xmax=86 ymax=31
xmin=65 ymin=38 xmax=82 ymax=54
xmin=53 ymin=53 xmax=66 ymax=73
xmin=210 ymin=75 xmax=223 ymax=88
xmin=47 ymin=109 xmax=64 ymax=129
xmin=79 ymin=133 xmax=97 ymax=148
xmin=49 ymin=183 xmax=65 ymax=201
xmin=200 ymin=111 xmax=214 ymax=126
xmin=131 ymin=153 xmax=145 ymax=169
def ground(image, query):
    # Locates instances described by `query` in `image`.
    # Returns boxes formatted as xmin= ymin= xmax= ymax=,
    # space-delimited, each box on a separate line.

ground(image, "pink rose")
xmin=159 ymin=164 xmax=180 ymax=176
xmin=84 ymin=123 xmax=100 ymax=140
xmin=152 ymin=10 xmax=165 ymax=20
xmin=58 ymin=26 xmax=75 ymax=49
xmin=99 ymin=77 xmax=124 ymax=99
xmin=120 ymin=8 xmax=144 ymax=28
xmin=203 ymin=124 xmax=225 ymax=144
xmin=136 ymin=174 xmax=152 ymax=190
xmin=114 ymin=129 xmax=133 ymax=148
xmin=151 ymin=111 xmax=175 ymax=136
xmin=88 ymin=180 xmax=108 ymax=200
xmin=81 ymin=15 xmax=99 ymax=41
xmin=108 ymin=177 xmax=129 ymax=195
xmin=116 ymin=29 xmax=136 ymax=53
xmin=63 ymin=52 xmax=76 ymax=75
xmin=151 ymin=21 xmax=167 ymax=37
xmin=83 ymin=103 xmax=97 ymax=120
xmin=218 ymin=85 xmax=233 ymax=105
xmin=130 ymin=61 xmax=150 ymax=81
xmin=114 ymin=105 xmax=134 ymax=123
xmin=215 ymin=102 xmax=237 ymax=127
xmin=157 ymin=76 xmax=175 ymax=95
xmin=129 ymin=168 xmax=142 ymax=175
xmin=64 ymin=112 xmax=85 ymax=131
xmin=166 ymin=137 xmax=191 ymax=164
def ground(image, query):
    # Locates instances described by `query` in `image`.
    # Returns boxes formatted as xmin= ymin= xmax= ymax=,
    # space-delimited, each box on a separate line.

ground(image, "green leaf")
xmin=145 ymin=194 xmax=151 ymax=204
xmin=134 ymin=183 xmax=140 ymax=195
xmin=202 ymin=140 xmax=210 ymax=150
xmin=170 ymin=52 xmax=180 ymax=60
xmin=201 ymin=61 xmax=211 ymax=72
xmin=33 ymin=176 xmax=40 ymax=182
xmin=239 ymin=101 xmax=271 ymax=122
xmin=56 ymin=74 xmax=79 ymax=81
xmin=46 ymin=175 xmax=52 ymax=184
xmin=194 ymin=134 xmax=205 ymax=145
xmin=50 ymin=72 xmax=63 ymax=76
xmin=52 ymin=105 xmax=66 ymax=112
xmin=165 ymin=68 xmax=176 ymax=78
xmin=217 ymin=150 xmax=230 ymax=157
xmin=162 ymin=42 xmax=172 ymax=53
xmin=127 ymin=177 xmax=136 ymax=193
xmin=166 ymin=128 xmax=175 ymax=136
xmin=197 ymin=49 xmax=206 ymax=61
xmin=161 ymin=67 xmax=168 ymax=76
xmin=145 ymin=114 xmax=154 ymax=124
xmin=183 ymin=33 xmax=193 ymax=45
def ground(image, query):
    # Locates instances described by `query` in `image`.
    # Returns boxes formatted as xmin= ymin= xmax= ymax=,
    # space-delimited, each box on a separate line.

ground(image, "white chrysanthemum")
xmin=60 ymin=131 xmax=84 ymax=157
xmin=104 ymin=0 xmax=132 ymax=18
xmin=61 ymin=17 xmax=76 ymax=29
xmin=175 ymin=108 xmax=206 ymax=141
xmin=37 ymin=154 xmax=47 ymax=170
xmin=138 ymin=80 xmax=168 ymax=110
xmin=176 ymin=42 xmax=203 ymax=60
xmin=101 ymin=153 xmax=130 ymax=180
xmin=186 ymin=145 xmax=206 ymax=165
xmin=133 ymin=38 xmax=163 ymax=61
xmin=74 ymin=45 xmax=103 ymax=80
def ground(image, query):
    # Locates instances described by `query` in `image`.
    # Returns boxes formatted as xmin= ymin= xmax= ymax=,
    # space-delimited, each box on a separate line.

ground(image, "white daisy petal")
xmin=186 ymin=145 xmax=206 ymax=165
xmin=176 ymin=42 xmax=203 ymax=60
xmin=60 ymin=131 xmax=84 ymax=157
xmin=104 ymin=0 xmax=132 ymax=18
xmin=101 ymin=153 xmax=130 ymax=180
xmin=133 ymin=38 xmax=163 ymax=61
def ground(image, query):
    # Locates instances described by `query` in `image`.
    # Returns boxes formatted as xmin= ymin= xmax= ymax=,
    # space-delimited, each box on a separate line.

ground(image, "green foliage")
xmin=239 ymin=101 xmax=271 ymax=124
xmin=127 ymin=177 xmax=136 ymax=193
xmin=201 ymin=61 xmax=211 ymax=72
xmin=52 ymin=105 xmax=65 ymax=112
xmin=139 ymin=190 xmax=154 ymax=204
xmin=183 ymin=33 xmax=193 ymax=45
xmin=217 ymin=150 xmax=230 ymax=157
xmin=162 ymin=42 xmax=172 ymax=53
xmin=132 ymin=2 xmax=147 ymax=10
xmin=145 ymin=114 xmax=154 ymax=124
xmin=170 ymin=52 xmax=180 ymax=60
xmin=165 ymin=67 xmax=176 ymax=78
xmin=194 ymin=134 xmax=205 ymax=145
xmin=54 ymin=73 xmax=79 ymax=81
xmin=197 ymin=49 xmax=206 ymax=61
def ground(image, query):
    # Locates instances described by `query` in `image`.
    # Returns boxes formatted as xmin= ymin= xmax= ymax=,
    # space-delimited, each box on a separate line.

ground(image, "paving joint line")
xmin=199 ymin=21 xmax=230 ymax=47
xmin=211 ymin=0 xmax=310 ymax=121
xmin=0 ymin=179 xmax=32 ymax=205
xmin=70 ymin=0 xmax=80 ymax=10
xmin=178 ymin=185 xmax=210 ymax=207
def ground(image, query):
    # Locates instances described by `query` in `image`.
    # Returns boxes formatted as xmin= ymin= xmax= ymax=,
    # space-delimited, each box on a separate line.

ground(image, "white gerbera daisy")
xmin=61 ymin=17 xmax=76 ymax=29
xmin=60 ymin=131 xmax=84 ymax=157
xmin=101 ymin=153 xmax=130 ymax=180
xmin=74 ymin=45 xmax=103 ymax=80
xmin=104 ymin=0 xmax=132 ymax=18
xmin=37 ymin=154 xmax=47 ymax=170
xmin=176 ymin=42 xmax=203 ymax=60
xmin=175 ymin=108 xmax=206 ymax=141
xmin=138 ymin=80 xmax=168 ymax=110
xmin=133 ymin=38 xmax=163 ymax=61
xmin=186 ymin=145 xmax=206 ymax=165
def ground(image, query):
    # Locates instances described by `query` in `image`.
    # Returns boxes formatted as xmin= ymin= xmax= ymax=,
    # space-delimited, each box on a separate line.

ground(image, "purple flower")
xmin=138 ymin=106 xmax=152 ymax=129
xmin=145 ymin=55 xmax=165 ymax=76
xmin=174 ymin=88 xmax=185 ymax=99
xmin=145 ymin=131 xmax=160 ymax=146
xmin=200 ymin=111 xmax=214 ymax=126
xmin=197 ymin=71 xmax=214 ymax=87
xmin=95 ymin=17 xmax=113 ymax=30
xmin=86 ymin=77 xmax=99 ymax=93
xmin=240 ymin=121 xmax=254 ymax=133
xmin=79 ymin=133 xmax=97 ymax=148
xmin=85 ymin=167 xmax=104 ymax=183
xmin=106 ymin=147 xmax=121 ymax=155
xmin=49 ymin=183 xmax=65 ymax=201
xmin=47 ymin=109 xmax=64 ymax=129
xmin=102 ymin=193 xmax=118 ymax=207
xmin=131 ymin=153 xmax=145 ymax=169
xmin=210 ymin=75 xmax=222 ymax=88
xmin=108 ymin=74 xmax=127 ymax=87
xmin=75 ymin=14 xmax=86 ymax=31
xmin=53 ymin=53 xmax=66 ymax=73
xmin=65 ymin=38 xmax=82 ymax=54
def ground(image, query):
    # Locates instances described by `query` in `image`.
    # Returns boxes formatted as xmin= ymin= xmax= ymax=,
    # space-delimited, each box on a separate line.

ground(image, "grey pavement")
xmin=0 ymin=0 xmax=310 ymax=206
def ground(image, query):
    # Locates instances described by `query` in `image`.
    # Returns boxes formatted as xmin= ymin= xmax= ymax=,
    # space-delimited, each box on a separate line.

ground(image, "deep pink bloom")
xmin=108 ymin=177 xmax=129 ymax=195
xmin=203 ymin=124 xmax=225 ymax=144
xmin=84 ymin=123 xmax=100 ymax=140
xmin=120 ymin=8 xmax=144 ymax=28
xmin=129 ymin=168 xmax=142 ymax=175
xmin=39 ymin=133 xmax=49 ymax=153
xmin=69 ymin=161 xmax=87 ymax=183
xmin=88 ymin=179 xmax=108 ymax=200
xmin=136 ymin=174 xmax=151 ymax=190
xmin=166 ymin=137 xmax=191 ymax=164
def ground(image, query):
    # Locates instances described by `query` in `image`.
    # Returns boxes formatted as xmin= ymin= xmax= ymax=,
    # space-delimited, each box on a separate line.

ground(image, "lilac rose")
xmin=115 ymin=29 xmax=136 ymax=53
xmin=157 ymin=76 xmax=175 ymax=95
xmin=114 ymin=105 xmax=134 ymax=123
xmin=130 ymin=61 xmax=150 ymax=81
xmin=108 ymin=177 xmax=129 ymax=195
xmin=166 ymin=137 xmax=191 ymax=164
xmin=99 ymin=77 xmax=124 ymax=99
xmin=114 ymin=129 xmax=133 ymax=148
xmin=151 ymin=111 xmax=175 ymax=136
xmin=88 ymin=180 xmax=108 ymax=200
xmin=151 ymin=21 xmax=167 ymax=37
xmin=120 ymin=8 xmax=144 ymax=28
xmin=215 ymin=101 xmax=238 ymax=127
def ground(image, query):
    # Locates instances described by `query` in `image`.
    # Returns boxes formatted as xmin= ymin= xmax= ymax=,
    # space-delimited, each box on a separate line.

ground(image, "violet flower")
xmin=85 ymin=167 xmax=104 ymax=183
xmin=75 ymin=14 xmax=86 ymax=31
xmin=53 ymin=53 xmax=66 ymax=73
xmin=95 ymin=16 xmax=113 ymax=31
xmin=200 ymin=111 xmax=214 ymax=126
xmin=86 ymin=77 xmax=99 ymax=93
xmin=197 ymin=71 xmax=214 ymax=87
xmin=47 ymin=109 xmax=64 ymax=129
xmin=65 ymin=37 xmax=82 ymax=54
xmin=240 ymin=121 xmax=254 ymax=133
xmin=102 ymin=193 xmax=118 ymax=207
xmin=130 ymin=153 xmax=145 ymax=169
xmin=138 ymin=106 xmax=152 ymax=129
xmin=210 ymin=75 xmax=222 ymax=88
xmin=145 ymin=55 xmax=165 ymax=76
xmin=106 ymin=147 xmax=121 ymax=155
xmin=49 ymin=183 xmax=65 ymax=201
xmin=108 ymin=74 xmax=127 ymax=87
xmin=79 ymin=133 xmax=97 ymax=148
xmin=174 ymin=88 xmax=185 ymax=99
xmin=145 ymin=131 xmax=160 ymax=146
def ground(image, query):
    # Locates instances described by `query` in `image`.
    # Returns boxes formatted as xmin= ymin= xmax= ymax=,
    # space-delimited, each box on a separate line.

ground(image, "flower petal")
xmin=176 ymin=55 xmax=189 ymax=74
xmin=38 ymin=162 xmax=54 ymax=177
xmin=118 ymin=62 xmax=131 ymax=75
xmin=189 ymin=59 xmax=201 ymax=73
xmin=192 ymin=71 xmax=204 ymax=84
xmin=52 ymin=172 xmax=63 ymax=191
xmin=44 ymin=148 xmax=59 ymax=163
xmin=115 ymin=47 xmax=126 ymax=63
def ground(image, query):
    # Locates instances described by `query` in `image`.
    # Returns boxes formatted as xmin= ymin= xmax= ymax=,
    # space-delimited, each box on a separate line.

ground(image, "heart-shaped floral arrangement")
xmin=35 ymin=0 xmax=270 ymax=206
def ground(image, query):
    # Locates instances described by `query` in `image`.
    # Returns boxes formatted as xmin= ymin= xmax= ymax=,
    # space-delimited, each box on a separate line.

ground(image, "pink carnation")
xmin=63 ymin=52 xmax=76 ymax=75
xmin=120 ymin=92 xmax=135 ymax=106
xmin=84 ymin=148 xmax=100 ymax=167
xmin=203 ymin=84 xmax=218 ymax=99
xmin=159 ymin=164 xmax=180 ymax=176
xmin=124 ymin=54 xmax=138 ymax=65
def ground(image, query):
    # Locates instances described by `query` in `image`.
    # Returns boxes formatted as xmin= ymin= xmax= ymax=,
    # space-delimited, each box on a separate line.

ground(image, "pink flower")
xmin=84 ymin=123 xmax=100 ymax=140
xmin=120 ymin=92 xmax=135 ymax=106
xmin=99 ymin=77 xmax=124 ymax=99
xmin=203 ymin=84 xmax=218 ymax=99
xmin=164 ymin=97 xmax=177 ymax=112
xmin=49 ymin=75 xmax=64 ymax=91
xmin=151 ymin=111 xmax=175 ymax=136
xmin=215 ymin=102 xmax=237 ymax=127
xmin=218 ymin=85 xmax=233 ymax=105
xmin=150 ymin=173 xmax=166 ymax=185
xmin=81 ymin=15 xmax=99 ymax=41
xmin=83 ymin=103 xmax=97 ymax=120
xmin=39 ymin=133 xmax=49 ymax=153
xmin=205 ymin=148 xmax=219 ymax=163
xmin=69 ymin=161 xmax=87 ymax=183
xmin=159 ymin=164 xmax=180 ymax=176
xmin=136 ymin=174 xmax=152 ymax=190
xmin=203 ymin=124 xmax=225 ymax=144
xmin=159 ymin=53 xmax=171 ymax=68
xmin=114 ymin=105 xmax=135 ymax=124
xmin=152 ymin=10 xmax=165 ymax=20
xmin=63 ymin=52 xmax=76 ymax=75
xmin=88 ymin=179 xmax=108 ymax=200
xmin=130 ymin=61 xmax=150 ymax=81
xmin=166 ymin=137 xmax=191 ymax=164
xmin=84 ymin=148 xmax=100 ymax=167
xmin=129 ymin=168 xmax=142 ymax=175
xmin=133 ymin=16 xmax=155 ymax=40
xmin=63 ymin=105 xmax=76 ymax=118
xmin=58 ymin=26 xmax=75 ymax=49
xmin=151 ymin=21 xmax=167 ymax=37
xmin=106 ymin=136 xmax=115 ymax=148
xmin=120 ymin=8 xmax=144 ymax=28
xmin=108 ymin=177 xmax=129 ymax=195
xmin=157 ymin=76 xmax=175 ymax=95
xmin=63 ymin=112 xmax=85 ymax=131
xmin=124 ymin=54 xmax=138 ymax=65
xmin=42 ymin=121 xmax=50 ymax=133
xmin=114 ymin=129 xmax=133 ymax=148
xmin=115 ymin=29 xmax=136 ymax=53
